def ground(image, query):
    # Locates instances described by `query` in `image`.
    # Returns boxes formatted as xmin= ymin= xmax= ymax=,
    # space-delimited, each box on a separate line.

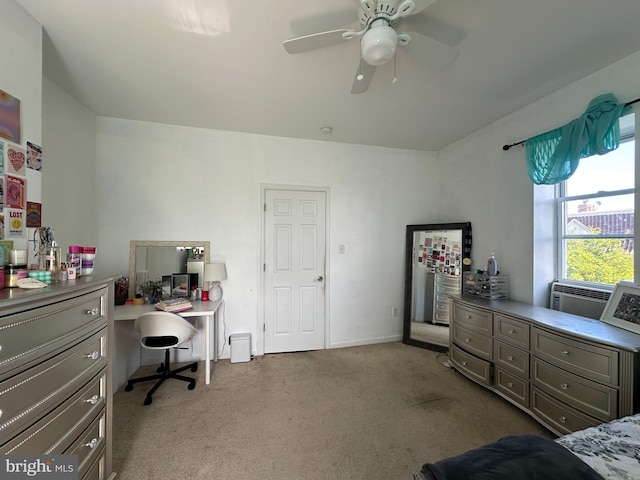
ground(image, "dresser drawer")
xmin=435 ymin=292 xmax=452 ymax=308
xmin=0 ymin=288 xmax=106 ymax=381
xmin=495 ymin=366 xmax=529 ymax=407
xmin=82 ymin=447 xmax=106 ymax=480
xmin=0 ymin=329 xmax=107 ymax=444
xmin=532 ymin=358 xmax=617 ymax=422
xmin=453 ymin=324 xmax=492 ymax=361
xmin=494 ymin=340 xmax=529 ymax=378
xmin=494 ymin=314 xmax=529 ymax=349
xmin=435 ymin=274 xmax=460 ymax=293
xmin=452 ymin=303 xmax=492 ymax=335
xmin=68 ymin=412 xmax=107 ymax=480
xmin=532 ymin=328 xmax=618 ymax=386
xmin=531 ymin=387 xmax=600 ymax=435
xmin=1 ymin=372 xmax=106 ymax=454
xmin=451 ymin=344 xmax=492 ymax=386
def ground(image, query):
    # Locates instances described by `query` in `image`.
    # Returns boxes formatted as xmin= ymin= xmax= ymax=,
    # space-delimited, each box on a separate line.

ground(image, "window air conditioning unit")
xmin=549 ymin=281 xmax=612 ymax=319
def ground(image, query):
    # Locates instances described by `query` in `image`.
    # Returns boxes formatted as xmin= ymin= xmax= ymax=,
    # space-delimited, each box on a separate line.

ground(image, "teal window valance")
xmin=525 ymin=93 xmax=631 ymax=185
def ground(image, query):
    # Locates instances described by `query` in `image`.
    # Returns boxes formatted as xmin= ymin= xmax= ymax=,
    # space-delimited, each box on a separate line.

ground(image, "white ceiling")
xmin=15 ymin=0 xmax=640 ymax=151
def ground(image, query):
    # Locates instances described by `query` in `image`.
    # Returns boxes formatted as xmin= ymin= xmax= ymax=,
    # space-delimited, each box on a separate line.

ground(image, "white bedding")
xmin=557 ymin=414 xmax=640 ymax=479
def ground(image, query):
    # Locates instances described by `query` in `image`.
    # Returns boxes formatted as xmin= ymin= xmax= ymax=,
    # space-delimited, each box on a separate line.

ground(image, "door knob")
xmin=317 ymin=276 xmax=324 ymax=281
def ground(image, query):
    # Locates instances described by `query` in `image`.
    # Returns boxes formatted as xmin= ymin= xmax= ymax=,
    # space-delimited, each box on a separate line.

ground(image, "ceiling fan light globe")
xmin=361 ymin=26 xmax=397 ymax=66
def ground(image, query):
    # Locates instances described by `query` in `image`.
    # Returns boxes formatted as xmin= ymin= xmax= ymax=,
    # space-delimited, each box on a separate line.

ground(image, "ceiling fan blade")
xmin=401 ymin=32 xmax=458 ymax=69
xmin=351 ymin=60 xmax=376 ymax=94
xmin=283 ymin=29 xmax=352 ymax=54
xmin=411 ymin=0 xmax=438 ymax=15
xmin=288 ymin=7 xmax=358 ymax=37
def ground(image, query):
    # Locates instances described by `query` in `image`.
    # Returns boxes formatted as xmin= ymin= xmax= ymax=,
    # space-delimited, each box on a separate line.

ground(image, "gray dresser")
xmin=0 ymin=278 xmax=115 ymax=480
xmin=450 ymin=294 xmax=640 ymax=436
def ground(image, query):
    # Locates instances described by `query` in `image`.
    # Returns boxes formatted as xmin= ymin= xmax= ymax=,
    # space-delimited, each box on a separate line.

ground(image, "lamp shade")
xmin=361 ymin=25 xmax=398 ymax=66
xmin=204 ymin=263 xmax=227 ymax=283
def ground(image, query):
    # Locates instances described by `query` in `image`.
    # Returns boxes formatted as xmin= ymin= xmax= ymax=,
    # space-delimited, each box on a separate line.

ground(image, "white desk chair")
xmin=125 ymin=311 xmax=199 ymax=405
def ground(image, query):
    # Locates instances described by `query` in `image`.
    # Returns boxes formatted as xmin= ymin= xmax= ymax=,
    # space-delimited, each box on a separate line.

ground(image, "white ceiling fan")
xmin=283 ymin=0 xmax=459 ymax=94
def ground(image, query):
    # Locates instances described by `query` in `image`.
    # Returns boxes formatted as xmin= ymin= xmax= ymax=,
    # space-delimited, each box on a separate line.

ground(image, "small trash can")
xmin=230 ymin=333 xmax=251 ymax=363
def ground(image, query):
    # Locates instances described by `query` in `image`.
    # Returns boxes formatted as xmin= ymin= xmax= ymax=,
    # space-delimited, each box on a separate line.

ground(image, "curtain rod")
xmin=502 ymin=97 xmax=640 ymax=151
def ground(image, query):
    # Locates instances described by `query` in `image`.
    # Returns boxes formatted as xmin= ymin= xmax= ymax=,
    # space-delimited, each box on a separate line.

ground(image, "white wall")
xmin=93 ymin=118 xmax=439 ymax=356
xmin=438 ymin=51 xmax=640 ymax=304
xmin=42 ymin=77 xmax=96 ymax=249
xmin=1 ymin=0 xmax=42 ymax=252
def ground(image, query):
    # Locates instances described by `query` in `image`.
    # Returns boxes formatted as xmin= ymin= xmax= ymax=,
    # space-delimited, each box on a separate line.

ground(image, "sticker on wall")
xmin=6 ymin=208 xmax=25 ymax=238
xmin=26 ymin=201 xmax=41 ymax=228
xmin=5 ymin=174 xmax=26 ymax=209
xmin=0 ymin=213 xmax=4 ymax=239
xmin=27 ymin=141 xmax=42 ymax=171
xmin=5 ymin=144 xmax=25 ymax=175
xmin=0 ymin=89 xmax=21 ymax=144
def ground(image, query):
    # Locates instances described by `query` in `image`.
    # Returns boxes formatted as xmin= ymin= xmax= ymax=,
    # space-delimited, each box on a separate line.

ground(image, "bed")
xmin=413 ymin=414 xmax=640 ymax=480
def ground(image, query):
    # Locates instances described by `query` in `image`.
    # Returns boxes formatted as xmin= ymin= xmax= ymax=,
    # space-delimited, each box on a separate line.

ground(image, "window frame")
xmin=555 ymin=126 xmax=635 ymax=285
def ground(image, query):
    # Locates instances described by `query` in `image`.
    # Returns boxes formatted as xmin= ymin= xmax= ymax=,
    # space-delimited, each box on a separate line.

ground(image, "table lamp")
xmin=204 ymin=263 xmax=227 ymax=301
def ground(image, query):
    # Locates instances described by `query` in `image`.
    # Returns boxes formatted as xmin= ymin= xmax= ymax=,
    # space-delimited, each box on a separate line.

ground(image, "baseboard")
xmin=329 ymin=335 xmax=402 ymax=349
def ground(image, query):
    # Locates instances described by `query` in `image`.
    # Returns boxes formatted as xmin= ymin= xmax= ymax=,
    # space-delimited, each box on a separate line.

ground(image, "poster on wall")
xmin=26 ymin=201 xmax=41 ymax=227
xmin=5 ymin=174 xmax=25 ymax=209
xmin=6 ymin=208 xmax=25 ymax=238
xmin=27 ymin=141 xmax=42 ymax=171
xmin=0 ymin=89 xmax=21 ymax=144
xmin=5 ymin=143 xmax=25 ymax=175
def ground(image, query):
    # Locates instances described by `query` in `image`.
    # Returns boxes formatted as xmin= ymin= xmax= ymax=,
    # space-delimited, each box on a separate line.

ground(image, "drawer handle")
xmin=508 ymin=329 xmax=515 ymax=334
xmin=85 ymin=351 xmax=100 ymax=360
xmin=461 ymin=361 xmax=467 ymax=366
xmin=561 ymin=350 xmax=570 ymax=356
xmin=559 ymin=416 xmax=567 ymax=424
xmin=507 ymin=355 xmax=514 ymax=361
xmin=507 ymin=382 xmax=514 ymax=388
xmin=85 ymin=438 xmax=99 ymax=449
xmin=560 ymin=383 xmax=568 ymax=390
xmin=86 ymin=307 xmax=99 ymax=316
xmin=86 ymin=394 xmax=100 ymax=405
xmin=0 ymin=409 xmax=3 ymax=419
xmin=465 ymin=315 xmax=471 ymax=319
xmin=464 ymin=338 xmax=471 ymax=343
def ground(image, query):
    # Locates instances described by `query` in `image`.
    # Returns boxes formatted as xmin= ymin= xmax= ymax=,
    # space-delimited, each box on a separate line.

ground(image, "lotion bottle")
xmin=487 ymin=253 xmax=497 ymax=276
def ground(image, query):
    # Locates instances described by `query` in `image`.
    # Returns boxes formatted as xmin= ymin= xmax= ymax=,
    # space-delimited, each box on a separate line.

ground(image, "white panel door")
xmin=264 ymin=189 xmax=326 ymax=353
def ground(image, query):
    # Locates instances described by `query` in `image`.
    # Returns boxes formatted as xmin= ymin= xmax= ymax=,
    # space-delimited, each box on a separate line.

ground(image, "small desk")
xmin=114 ymin=300 xmax=221 ymax=385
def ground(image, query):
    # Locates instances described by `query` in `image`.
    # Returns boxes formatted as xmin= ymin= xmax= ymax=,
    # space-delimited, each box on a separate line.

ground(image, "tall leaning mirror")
xmin=128 ymin=240 xmax=210 ymax=299
xmin=403 ymin=223 xmax=472 ymax=351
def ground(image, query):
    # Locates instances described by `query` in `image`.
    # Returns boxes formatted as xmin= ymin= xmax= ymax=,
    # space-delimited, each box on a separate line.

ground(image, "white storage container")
xmin=230 ymin=333 xmax=251 ymax=363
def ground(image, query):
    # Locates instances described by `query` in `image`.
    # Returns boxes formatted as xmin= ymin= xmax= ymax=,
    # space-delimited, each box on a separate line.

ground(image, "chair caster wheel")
xmin=144 ymin=397 xmax=152 ymax=405
xmin=157 ymin=364 xmax=164 ymax=373
xmin=191 ymin=364 xmax=198 ymax=372
xmin=124 ymin=384 xmax=133 ymax=392
xmin=188 ymin=382 xmax=196 ymax=390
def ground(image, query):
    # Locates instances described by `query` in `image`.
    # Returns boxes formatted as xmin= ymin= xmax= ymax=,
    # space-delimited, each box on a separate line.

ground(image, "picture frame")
xmin=600 ymin=281 xmax=640 ymax=334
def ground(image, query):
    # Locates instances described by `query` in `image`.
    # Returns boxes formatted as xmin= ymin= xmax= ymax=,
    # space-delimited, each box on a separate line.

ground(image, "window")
xmin=556 ymin=113 xmax=635 ymax=285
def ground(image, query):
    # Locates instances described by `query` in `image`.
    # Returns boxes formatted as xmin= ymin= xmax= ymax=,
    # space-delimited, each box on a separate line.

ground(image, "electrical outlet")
xmin=391 ymin=307 xmax=399 ymax=318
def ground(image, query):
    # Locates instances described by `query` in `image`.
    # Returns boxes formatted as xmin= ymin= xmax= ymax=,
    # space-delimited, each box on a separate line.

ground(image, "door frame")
xmin=258 ymin=183 xmax=330 ymax=356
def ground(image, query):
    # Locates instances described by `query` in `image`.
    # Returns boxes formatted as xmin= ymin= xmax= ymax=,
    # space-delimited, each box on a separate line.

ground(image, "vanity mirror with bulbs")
xmin=128 ymin=240 xmax=210 ymax=299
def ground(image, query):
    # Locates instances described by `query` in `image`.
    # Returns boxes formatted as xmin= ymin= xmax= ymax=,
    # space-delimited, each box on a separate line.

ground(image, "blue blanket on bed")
xmin=417 ymin=435 xmax=604 ymax=480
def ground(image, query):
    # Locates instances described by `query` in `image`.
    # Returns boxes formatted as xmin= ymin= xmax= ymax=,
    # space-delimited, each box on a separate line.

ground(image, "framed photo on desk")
xmin=600 ymin=281 xmax=640 ymax=334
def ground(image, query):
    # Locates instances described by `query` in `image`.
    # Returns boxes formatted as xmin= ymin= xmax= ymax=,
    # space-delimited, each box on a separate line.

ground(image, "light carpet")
xmin=112 ymin=342 xmax=551 ymax=479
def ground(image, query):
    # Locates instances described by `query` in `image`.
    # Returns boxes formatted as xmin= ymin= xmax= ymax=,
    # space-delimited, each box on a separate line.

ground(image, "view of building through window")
xmin=558 ymin=114 xmax=635 ymax=285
